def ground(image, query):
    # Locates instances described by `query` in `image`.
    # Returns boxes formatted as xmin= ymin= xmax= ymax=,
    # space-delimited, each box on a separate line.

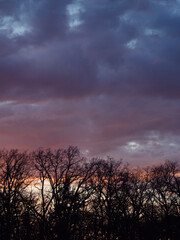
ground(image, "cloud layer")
xmin=0 ymin=0 xmax=180 ymax=165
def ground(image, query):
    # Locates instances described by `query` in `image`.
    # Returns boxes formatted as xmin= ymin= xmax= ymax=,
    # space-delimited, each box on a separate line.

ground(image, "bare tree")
xmin=149 ymin=161 xmax=180 ymax=240
xmin=0 ymin=147 xmax=179 ymax=240
xmin=0 ymin=149 xmax=30 ymax=240
xmin=33 ymin=146 xmax=96 ymax=240
xmin=88 ymin=158 xmax=131 ymax=240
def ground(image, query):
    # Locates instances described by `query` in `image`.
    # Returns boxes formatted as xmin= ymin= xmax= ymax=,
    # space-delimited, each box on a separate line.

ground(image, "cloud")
xmin=0 ymin=0 xmax=180 ymax=101
xmin=0 ymin=0 xmax=180 ymax=165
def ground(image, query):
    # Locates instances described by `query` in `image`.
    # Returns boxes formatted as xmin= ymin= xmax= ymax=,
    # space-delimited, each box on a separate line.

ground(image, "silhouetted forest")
xmin=0 ymin=146 xmax=179 ymax=240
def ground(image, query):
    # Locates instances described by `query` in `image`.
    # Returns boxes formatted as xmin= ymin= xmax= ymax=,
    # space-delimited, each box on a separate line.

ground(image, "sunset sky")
xmin=0 ymin=0 xmax=180 ymax=165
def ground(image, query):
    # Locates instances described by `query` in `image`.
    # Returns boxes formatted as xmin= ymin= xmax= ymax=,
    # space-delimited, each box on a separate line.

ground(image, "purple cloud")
xmin=0 ymin=0 xmax=180 ymax=165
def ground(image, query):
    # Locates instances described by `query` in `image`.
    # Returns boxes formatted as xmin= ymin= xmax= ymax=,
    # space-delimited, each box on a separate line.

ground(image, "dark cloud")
xmin=0 ymin=0 xmax=180 ymax=164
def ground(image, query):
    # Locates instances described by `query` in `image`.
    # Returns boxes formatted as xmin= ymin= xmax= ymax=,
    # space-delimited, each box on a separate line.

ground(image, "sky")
xmin=0 ymin=0 xmax=180 ymax=165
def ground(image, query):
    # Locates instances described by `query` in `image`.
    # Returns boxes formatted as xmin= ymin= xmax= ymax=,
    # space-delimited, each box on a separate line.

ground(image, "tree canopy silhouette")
xmin=0 ymin=146 xmax=179 ymax=240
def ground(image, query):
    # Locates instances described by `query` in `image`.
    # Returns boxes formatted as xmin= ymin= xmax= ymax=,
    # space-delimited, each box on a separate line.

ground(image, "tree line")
xmin=0 ymin=146 xmax=179 ymax=240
